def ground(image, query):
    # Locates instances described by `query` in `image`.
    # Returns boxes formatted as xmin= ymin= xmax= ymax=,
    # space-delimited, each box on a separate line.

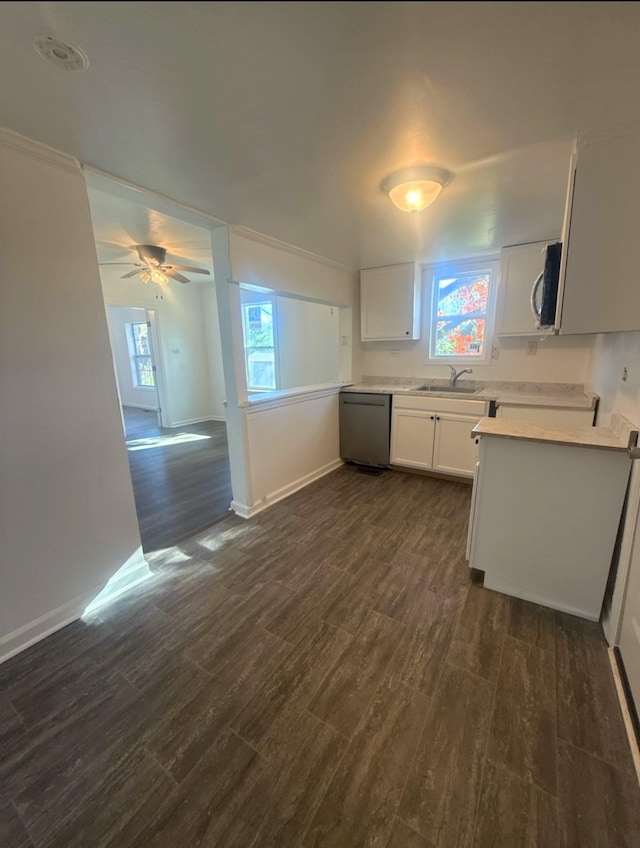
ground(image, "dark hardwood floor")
xmin=1 ymin=466 xmax=639 ymax=847
xmin=122 ymin=406 xmax=232 ymax=552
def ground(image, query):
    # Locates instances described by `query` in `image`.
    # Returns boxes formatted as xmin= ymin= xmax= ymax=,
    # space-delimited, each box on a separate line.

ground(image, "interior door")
xmin=619 ymin=522 xmax=640 ymax=715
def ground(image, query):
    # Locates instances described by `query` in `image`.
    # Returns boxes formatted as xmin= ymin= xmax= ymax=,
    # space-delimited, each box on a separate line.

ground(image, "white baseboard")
xmin=231 ymin=458 xmax=344 ymax=519
xmin=482 ymin=577 xmax=600 ymax=622
xmin=0 ymin=589 xmax=97 ymax=665
xmin=0 ymin=549 xmax=151 ymax=665
xmin=169 ymin=415 xmax=221 ymax=427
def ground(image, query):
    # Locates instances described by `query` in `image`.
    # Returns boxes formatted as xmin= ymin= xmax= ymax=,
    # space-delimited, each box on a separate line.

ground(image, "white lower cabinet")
xmin=391 ymin=395 xmax=487 ymax=477
xmin=391 ymin=409 xmax=436 ymax=469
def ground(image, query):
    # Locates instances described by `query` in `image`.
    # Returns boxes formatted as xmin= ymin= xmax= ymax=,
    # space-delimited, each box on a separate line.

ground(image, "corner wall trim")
xmin=229 ymin=225 xmax=355 ymax=274
xmin=231 ymin=458 xmax=344 ymax=519
xmin=0 ymin=128 xmax=81 ymax=175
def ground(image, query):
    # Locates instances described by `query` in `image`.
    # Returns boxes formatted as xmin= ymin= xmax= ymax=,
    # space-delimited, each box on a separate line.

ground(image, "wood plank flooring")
xmin=122 ymin=406 xmax=232 ymax=551
xmin=1 ymin=465 xmax=639 ymax=847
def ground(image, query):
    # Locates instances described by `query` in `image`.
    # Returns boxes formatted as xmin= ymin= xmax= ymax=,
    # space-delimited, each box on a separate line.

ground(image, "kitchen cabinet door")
xmin=432 ymin=413 xmax=481 ymax=477
xmin=360 ymin=263 xmax=420 ymax=341
xmin=496 ymin=241 xmax=557 ymax=336
xmin=560 ymin=128 xmax=640 ymax=334
xmin=390 ymin=409 xmax=435 ymax=468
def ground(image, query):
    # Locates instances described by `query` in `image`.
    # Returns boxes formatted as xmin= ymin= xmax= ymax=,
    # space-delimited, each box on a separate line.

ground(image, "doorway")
xmin=87 ymin=176 xmax=232 ymax=553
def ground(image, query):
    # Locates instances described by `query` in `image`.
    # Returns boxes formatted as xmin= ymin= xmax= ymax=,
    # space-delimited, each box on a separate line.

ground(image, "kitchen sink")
xmin=416 ymin=384 xmax=479 ymax=394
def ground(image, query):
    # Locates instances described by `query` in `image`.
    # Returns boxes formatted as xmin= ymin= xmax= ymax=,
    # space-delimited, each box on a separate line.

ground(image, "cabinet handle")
xmin=405 ymin=330 xmax=410 ymax=335
xmin=436 ymin=416 xmax=440 ymax=421
xmin=430 ymin=415 xmax=435 ymax=420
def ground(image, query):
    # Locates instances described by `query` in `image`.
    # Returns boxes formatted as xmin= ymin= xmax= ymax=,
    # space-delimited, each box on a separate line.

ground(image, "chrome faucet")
xmin=448 ymin=365 xmax=473 ymax=386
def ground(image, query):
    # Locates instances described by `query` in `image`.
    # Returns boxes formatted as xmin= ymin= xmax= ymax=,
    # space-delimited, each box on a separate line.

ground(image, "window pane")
xmin=132 ymin=322 xmax=151 ymax=355
xmin=244 ymin=303 xmax=274 ymax=347
xmin=136 ymin=355 xmax=155 ymax=387
xmin=247 ymin=350 xmax=275 ymax=390
xmin=435 ymin=318 xmax=486 ymax=357
xmin=437 ymin=274 xmax=489 ymax=317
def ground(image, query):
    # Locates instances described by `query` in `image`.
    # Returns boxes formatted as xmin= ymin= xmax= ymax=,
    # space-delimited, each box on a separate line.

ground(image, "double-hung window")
xmin=127 ymin=321 xmax=155 ymax=388
xmin=241 ymin=298 xmax=277 ymax=391
xmin=425 ymin=259 xmax=498 ymax=363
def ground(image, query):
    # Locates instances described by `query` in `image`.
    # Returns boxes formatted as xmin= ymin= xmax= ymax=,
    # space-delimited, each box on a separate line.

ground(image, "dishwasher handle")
xmin=341 ymin=395 xmax=388 ymax=407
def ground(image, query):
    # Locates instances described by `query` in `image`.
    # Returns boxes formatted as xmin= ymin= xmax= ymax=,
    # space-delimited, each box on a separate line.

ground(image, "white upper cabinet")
xmin=496 ymin=240 xmax=558 ymax=336
xmin=360 ymin=262 xmax=420 ymax=341
xmin=559 ymin=128 xmax=640 ymax=334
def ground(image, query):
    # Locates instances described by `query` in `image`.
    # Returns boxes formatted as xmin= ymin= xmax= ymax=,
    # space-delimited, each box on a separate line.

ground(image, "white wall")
xmin=226 ymin=231 xmax=358 ymax=513
xmin=106 ymin=305 xmax=158 ymax=409
xmin=101 ymin=268 xmax=220 ymax=426
xmin=247 ymin=392 xmax=341 ymax=504
xmin=202 ymin=286 xmax=227 ymax=420
xmin=0 ymin=131 xmax=145 ymax=662
xmin=589 ymin=331 xmax=640 ymax=426
xmin=276 ymin=298 xmax=340 ymax=389
xmin=360 ymin=332 xmax=594 ymax=384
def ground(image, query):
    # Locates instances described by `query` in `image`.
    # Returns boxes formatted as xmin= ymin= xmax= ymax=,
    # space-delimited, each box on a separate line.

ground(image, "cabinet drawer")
xmin=392 ymin=394 xmax=487 ymax=416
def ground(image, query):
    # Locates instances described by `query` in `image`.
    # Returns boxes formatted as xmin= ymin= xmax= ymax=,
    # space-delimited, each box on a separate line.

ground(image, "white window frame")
xmin=241 ymin=295 xmax=279 ymax=392
xmin=423 ymin=257 xmax=499 ymax=365
xmin=126 ymin=321 xmax=156 ymax=389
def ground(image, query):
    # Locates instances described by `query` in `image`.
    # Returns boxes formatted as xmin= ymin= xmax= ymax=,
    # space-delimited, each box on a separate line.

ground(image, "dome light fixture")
xmin=382 ymin=165 xmax=452 ymax=212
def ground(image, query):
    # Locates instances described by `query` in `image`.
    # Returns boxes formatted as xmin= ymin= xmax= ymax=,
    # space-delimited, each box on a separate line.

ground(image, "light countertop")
xmin=341 ymin=377 xmax=598 ymax=410
xmin=472 ymin=413 xmax=638 ymax=452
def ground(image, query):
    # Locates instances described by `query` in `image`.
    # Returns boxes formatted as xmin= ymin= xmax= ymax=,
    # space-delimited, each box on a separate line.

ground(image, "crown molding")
xmin=229 ymin=225 xmax=356 ymax=275
xmin=0 ymin=128 xmax=81 ymax=175
xmin=83 ymin=165 xmax=228 ymax=230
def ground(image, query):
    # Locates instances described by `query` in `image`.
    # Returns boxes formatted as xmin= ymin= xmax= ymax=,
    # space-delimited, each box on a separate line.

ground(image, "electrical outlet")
xmin=491 ymin=345 xmax=500 ymax=360
xmin=341 ymin=335 xmax=349 ymax=346
xmin=390 ymin=350 xmax=399 ymax=357
xmin=623 ymin=366 xmax=629 ymax=382
xmin=526 ymin=340 xmax=538 ymax=356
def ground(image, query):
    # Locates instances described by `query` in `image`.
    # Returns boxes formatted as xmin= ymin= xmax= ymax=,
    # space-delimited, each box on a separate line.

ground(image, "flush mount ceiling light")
xmin=382 ymin=165 xmax=452 ymax=212
xmin=33 ymin=34 xmax=89 ymax=71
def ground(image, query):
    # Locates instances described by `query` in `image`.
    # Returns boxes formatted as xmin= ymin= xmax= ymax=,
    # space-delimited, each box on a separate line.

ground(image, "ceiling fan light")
xmin=151 ymin=269 xmax=169 ymax=286
xmin=382 ymin=166 xmax=451 ymax=212
xmin=139 ymin=270 xmax=152 ymax=284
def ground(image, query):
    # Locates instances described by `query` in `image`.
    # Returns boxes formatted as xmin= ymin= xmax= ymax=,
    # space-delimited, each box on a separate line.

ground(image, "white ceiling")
xmin=2 ymin=2 xmax=640 ymax=269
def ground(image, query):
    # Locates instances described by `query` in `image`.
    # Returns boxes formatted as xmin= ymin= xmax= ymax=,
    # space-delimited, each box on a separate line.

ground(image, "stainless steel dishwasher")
xmin=339 ymin=392 xmax=391 ymax=467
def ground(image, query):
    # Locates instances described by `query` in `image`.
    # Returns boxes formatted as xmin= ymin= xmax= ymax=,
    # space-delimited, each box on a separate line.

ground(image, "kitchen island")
xmin=467 ymin=414 xmax=638 ymax=620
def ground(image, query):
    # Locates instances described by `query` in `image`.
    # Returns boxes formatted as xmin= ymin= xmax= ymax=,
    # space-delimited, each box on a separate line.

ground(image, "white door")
xmin=432 ymin=413 xmax=480 ymax=477
xmin=619 ymin=519 xmax=640 ymax=713
xmin=390 ymin=409 xmax=435 ymax=468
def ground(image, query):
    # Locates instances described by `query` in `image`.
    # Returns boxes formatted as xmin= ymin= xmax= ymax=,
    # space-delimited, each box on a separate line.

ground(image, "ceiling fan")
xmin=101 ymin=244 xmax=211 ymax=286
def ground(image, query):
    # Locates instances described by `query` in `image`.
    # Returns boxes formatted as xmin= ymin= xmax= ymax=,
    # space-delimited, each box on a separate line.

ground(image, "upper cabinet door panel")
xmin=496 ymin=241 xmax=557 ymax=336
xmin=560 ymin=130 xmax=640 ymax=334
xmin=360 ymin=262 xmax=420 ymax=341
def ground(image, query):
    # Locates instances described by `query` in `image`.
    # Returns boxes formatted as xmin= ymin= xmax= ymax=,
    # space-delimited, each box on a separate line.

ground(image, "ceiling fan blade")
xmin=166 ymin=264 xmax=211 ymax=275
xmin=166 ymin=270 xmax=190 ymax=284
xmin=121 ymin=269 xmax=143 ymax=279
xmin=98 ymin=262 xmax=137 ymax=266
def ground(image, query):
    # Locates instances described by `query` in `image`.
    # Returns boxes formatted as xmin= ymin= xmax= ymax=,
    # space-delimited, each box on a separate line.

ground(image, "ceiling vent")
xmin=33 ymin=35 xmax=89 ymax=71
